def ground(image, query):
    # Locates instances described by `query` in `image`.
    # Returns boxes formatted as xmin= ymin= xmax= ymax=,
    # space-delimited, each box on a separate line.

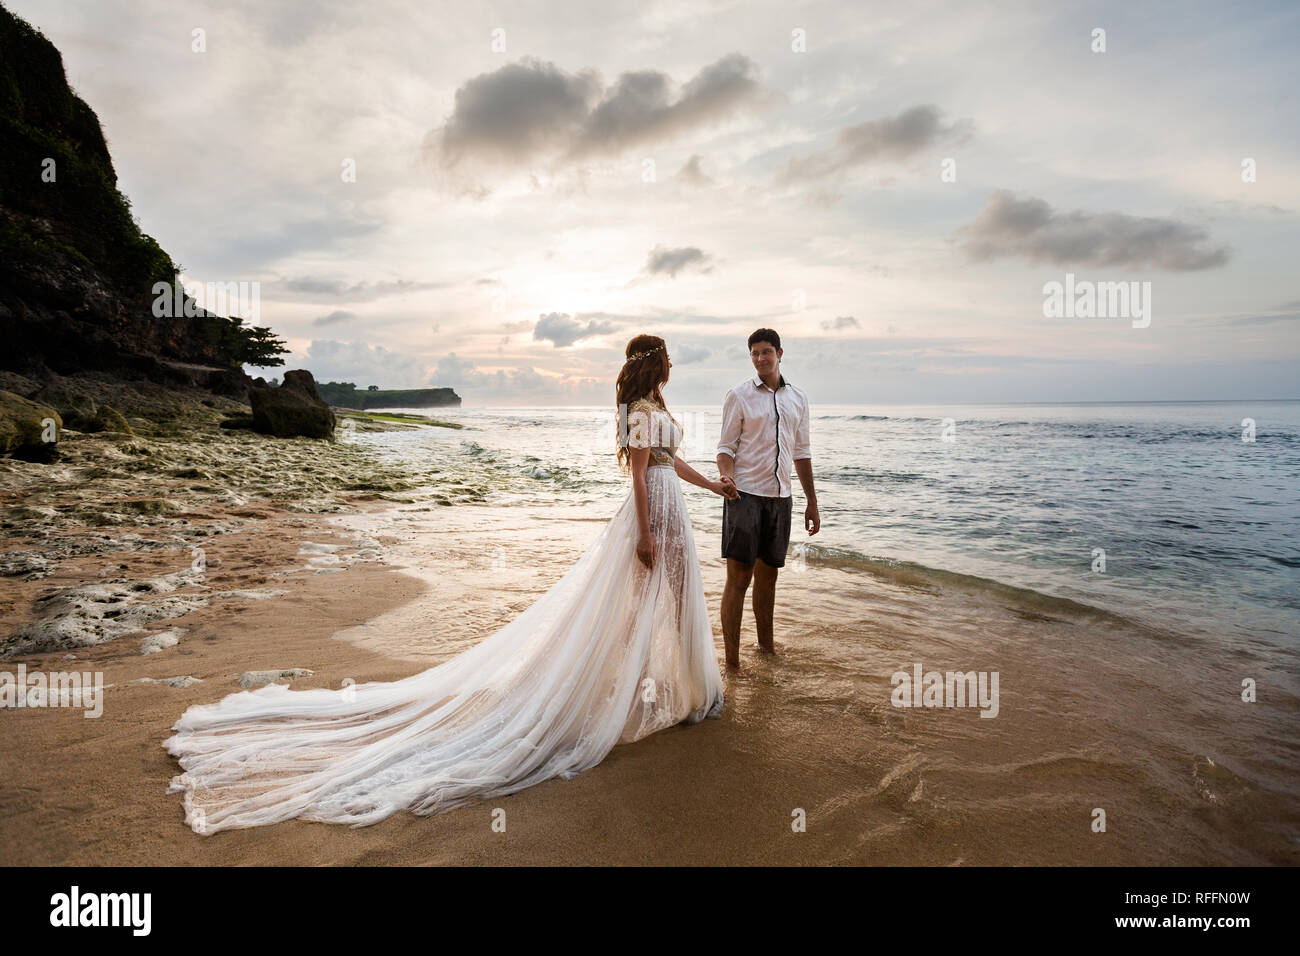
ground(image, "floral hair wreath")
xmin=626 ymin=344 xmax=666 ymax=362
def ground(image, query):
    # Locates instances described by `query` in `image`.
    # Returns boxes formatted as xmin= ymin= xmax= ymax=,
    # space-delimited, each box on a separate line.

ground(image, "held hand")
xmin=713 ymin=479 xmax=739 ymax=500
xmin=805 ymin=502 xmax=821 ymax=536
xmin=636 ymin=534 xmax=655 ymax=568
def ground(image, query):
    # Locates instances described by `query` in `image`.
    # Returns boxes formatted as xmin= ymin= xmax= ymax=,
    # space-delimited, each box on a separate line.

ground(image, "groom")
xmin=715 ymin=329 xmax=819 ymax=669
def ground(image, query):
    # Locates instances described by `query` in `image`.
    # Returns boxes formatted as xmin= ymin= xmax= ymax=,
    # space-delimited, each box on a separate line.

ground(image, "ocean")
xmin=355 ymin=400 xmax=1300 ymax=650
xmin=329 ymin=399 xmax=1300 ymax=863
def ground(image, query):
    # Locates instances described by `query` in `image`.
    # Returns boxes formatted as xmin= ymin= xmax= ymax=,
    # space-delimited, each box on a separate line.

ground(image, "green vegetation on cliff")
xmin=0 ymin=6 xmax=173 ymax=288
xmin=0 ymin=3 xmax=288 ymax=374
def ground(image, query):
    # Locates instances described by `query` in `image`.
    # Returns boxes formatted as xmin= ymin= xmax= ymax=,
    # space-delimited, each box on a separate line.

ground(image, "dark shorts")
xmin=722 ymin=491 xmax=793 ymax=568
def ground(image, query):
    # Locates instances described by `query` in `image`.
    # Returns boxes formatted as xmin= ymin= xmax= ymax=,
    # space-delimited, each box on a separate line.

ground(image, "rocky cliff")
xmin=0 ymin=3 xmax=278 ymax=404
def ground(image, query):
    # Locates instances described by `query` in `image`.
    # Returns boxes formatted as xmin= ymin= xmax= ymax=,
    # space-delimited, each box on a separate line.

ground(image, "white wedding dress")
xmin=164 ymin=399 xmax=726 ymax=833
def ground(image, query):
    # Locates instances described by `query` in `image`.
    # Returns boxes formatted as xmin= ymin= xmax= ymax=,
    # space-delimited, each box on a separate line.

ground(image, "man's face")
xmin=749 ymin=341 xmax=781 ymax=376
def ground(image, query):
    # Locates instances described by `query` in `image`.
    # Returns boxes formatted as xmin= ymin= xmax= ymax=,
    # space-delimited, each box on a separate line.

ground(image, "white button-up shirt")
xmin=716 ymin=374 xmax=811 ymax=498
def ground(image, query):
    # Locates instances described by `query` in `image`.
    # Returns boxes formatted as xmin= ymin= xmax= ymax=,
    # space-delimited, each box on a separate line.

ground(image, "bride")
xmin=164 ymin=334 xmax=738 ymax=834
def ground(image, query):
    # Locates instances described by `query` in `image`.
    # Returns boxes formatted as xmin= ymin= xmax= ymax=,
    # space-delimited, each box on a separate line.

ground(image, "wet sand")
xmin=325 ymin=502 xmax=1300 ymax=866
xmin=2 ymin=419 xmax=1296 ymax=865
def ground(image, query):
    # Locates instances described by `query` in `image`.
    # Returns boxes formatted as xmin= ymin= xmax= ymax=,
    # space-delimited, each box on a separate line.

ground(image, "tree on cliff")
xmin=203 ymin=314 xmax=291 ymax=368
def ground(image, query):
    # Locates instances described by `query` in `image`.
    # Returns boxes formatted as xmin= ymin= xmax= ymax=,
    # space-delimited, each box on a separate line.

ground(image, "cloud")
xmin=293 ymin=344 xmax=607 ymax=402
xmin=567 ymin=53 xmax=761 ymax=161
xmin=956 ymin=190 xmax=1230 ymax=271
xmin=1212 ymin=306 xmax=1300 ymax=327
xmin=424 ymin=54 xmax=762 ymax=186
xmin=433 ymin=352 xmax=482 ymax=388
xmin=433 ymin=57 xmax=602 ymax=170
xmin=433 ymin=352 xmax=608 ymax=401
xmin=644 ymin=244 xmax=714 ymax=278
xmin=314 ymin=309 xmax=357 ymax=326
xmin=269 ymin=277 xmax=447 ymax=302
xmin=677 ymin=154 xmax=714 ymax=187
xmin=1182 ymin=199 xmax=1293 ymax=220
xmin=445 ymin=357 xmax=542 ymax=392
xmin=671 ymin=343 xmax=711 ymax=364
xmin=300 ymin=340 xmax=432 ymax=387
xmin=820 ymin=315 xmax=861 ymax=331
xmin=533 ymin=311 xmax=616 ymax=347
xmin=202 ymin=213 xmax=386 ymax=272
xmin=777 ymin=104 xmax=971 ymax=185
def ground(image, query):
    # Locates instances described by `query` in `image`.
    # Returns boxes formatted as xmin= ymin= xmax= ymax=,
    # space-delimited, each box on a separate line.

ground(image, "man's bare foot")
xmin=724 ymin=660 xmax=754 ymax=678
xmin=756 ymin=643 xmax=776 ymax=656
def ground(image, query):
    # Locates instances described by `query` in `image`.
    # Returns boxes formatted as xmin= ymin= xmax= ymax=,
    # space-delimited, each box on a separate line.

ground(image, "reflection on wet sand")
xmin=327 ymin=500 xmax=1300 ymax=865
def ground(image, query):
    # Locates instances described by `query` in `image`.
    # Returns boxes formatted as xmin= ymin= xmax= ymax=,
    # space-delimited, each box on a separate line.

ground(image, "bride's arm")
xmin=674 ymin=455 xmax=738 ymax=498
xmin=630 ymin=446 xmax=655 ymax=567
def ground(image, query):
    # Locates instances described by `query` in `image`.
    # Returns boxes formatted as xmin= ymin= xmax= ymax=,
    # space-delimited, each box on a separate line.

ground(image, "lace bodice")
xmin=621 ymin=398 xmax=680 ymax=465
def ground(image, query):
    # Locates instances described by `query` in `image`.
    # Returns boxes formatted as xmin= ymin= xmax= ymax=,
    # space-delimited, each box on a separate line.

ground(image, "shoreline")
xmin=2 ymin=414 xmax=1296 ymax=865
xmin=1 ymin=506 xmax=432 ymax=865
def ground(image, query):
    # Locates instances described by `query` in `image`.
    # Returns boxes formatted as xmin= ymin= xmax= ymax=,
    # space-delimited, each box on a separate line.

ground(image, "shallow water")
xmin=359 ymin=400 xmax=1300 ymax=647
xmin=324 ymin=402 xmax=1300 ymax=863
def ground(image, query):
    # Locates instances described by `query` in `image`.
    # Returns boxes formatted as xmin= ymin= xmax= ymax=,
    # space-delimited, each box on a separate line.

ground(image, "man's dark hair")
xmin=748 ymin=328 xmax=781 ymax=351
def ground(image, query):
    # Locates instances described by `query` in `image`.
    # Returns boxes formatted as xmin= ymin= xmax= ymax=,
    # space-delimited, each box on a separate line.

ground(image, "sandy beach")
xmin=3 ymin=0 xmax=1297 ymax=874
xmin=3 ymin=404 xmax=1295 ymax=865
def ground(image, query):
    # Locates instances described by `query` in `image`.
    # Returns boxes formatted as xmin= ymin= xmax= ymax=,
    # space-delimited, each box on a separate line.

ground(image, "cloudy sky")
xmin=16 ymin=0 xmax=1300 ymax=404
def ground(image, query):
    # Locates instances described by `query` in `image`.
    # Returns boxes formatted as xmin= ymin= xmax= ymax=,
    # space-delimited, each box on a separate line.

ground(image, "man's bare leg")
xmin=721 ymin=558 xmax=754 ymax=668
xmin=752 ymin=558 xmax=778 ymax=653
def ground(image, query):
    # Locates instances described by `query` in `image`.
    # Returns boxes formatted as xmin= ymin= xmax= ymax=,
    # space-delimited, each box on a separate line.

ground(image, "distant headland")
xmin=315 ymin=382 xmax=462 ymax=410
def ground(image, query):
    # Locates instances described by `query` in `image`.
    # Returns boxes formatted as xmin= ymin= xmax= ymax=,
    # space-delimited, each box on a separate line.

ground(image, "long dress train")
xmin=164 ymin=400 xmax=724 ymax=833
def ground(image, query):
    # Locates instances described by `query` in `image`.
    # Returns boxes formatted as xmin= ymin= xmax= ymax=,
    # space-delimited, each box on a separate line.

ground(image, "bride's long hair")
xmin=615 ymin=333 xmax=671 ymax=472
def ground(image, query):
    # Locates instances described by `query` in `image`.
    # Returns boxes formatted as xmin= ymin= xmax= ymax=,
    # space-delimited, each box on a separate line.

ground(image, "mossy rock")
xmin=31 ymin=385 xmax=97 ymax=429
xmin=0 ymin=389 xmax=62 ymax=459
xmin=219 ymin=413 xmax=256 ymax=430
xmin=120 ymin=497 xmax=180 ymax=515
xmin=88 ymin=404 xmax=131 ymax=434
xmin=248 ymin=370 xmax=335 ymax=439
